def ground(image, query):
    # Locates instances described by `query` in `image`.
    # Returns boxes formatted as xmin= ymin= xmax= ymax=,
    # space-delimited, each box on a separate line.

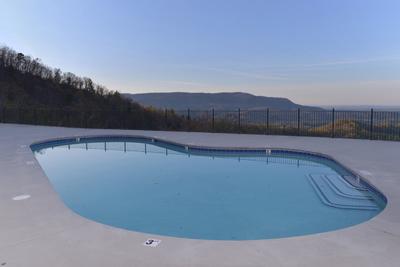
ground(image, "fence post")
xmin=238 ymin=108 xmax=241 ymax=133
xmin=1 ymin=107 xmax=5 ymax=123
xmin=66 ymin=109 xmax=70 ymax=127
xmin=187 ymin=108 xmax=190 ymax=132
xmin=164 ymin=108 xmax=167 ymax=128
xmin=81 ymin=112 xmax=85 ymax=128
xmin=264 ymin=108 xmax=267 ymax=134
xmin=86 ymin=111 xmax=89 ymax=128
xmin=332 ymin=108 xmax=335 ymax=138
xmin=370 ymin=108 xmax=374 ymax=140
xmin=17 ymin=107 xmax=21 ymax=124
xmin=266 ymin=108 xmax=269 ymax=134
xmin=212 ymin=108 xmax=215 ymax=131
xmin=33 ymin=108 xmax=37 ymax=125
xmin=297 ymin=108 xmax=300 ymax=136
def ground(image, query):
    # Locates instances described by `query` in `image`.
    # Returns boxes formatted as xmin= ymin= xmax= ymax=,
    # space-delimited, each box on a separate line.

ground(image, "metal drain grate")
xmin=143 ymin=239 xmax=161 ymax=247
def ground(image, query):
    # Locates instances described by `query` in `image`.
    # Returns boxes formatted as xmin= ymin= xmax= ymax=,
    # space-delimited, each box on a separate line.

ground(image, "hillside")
xmin=123 ymin=92 xmax=321 ymax=110
xmin=0 ymin=46 xmax=180 ymax=129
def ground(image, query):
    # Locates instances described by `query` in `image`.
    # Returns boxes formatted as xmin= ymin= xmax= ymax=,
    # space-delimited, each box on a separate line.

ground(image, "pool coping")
xmin=1 ymin=123 xmax=400 ymax=267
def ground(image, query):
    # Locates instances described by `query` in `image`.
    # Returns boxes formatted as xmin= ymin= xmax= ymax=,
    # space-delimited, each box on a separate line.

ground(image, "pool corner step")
xmin=308 ymin=174 xmax=379 ymax=210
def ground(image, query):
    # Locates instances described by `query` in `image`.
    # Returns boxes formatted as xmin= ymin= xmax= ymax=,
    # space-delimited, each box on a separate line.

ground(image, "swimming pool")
xmin=31 ymin=136 xmax=386 ymax=240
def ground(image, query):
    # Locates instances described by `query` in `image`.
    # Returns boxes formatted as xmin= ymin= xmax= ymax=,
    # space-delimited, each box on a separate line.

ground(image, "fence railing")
xmin=173 ymin=108 xmax=400 ymax=141
xmin=1 ymin=107 xmax=400 ymax=141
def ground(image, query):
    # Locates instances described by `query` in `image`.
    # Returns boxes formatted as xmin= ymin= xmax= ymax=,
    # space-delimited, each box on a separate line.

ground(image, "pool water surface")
xmin=32 ymin=137 xmax=386 ymax=240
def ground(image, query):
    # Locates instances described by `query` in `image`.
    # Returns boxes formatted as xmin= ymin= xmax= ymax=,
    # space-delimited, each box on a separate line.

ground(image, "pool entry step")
xmin=309 ymin=174 xmax=379 ymax=210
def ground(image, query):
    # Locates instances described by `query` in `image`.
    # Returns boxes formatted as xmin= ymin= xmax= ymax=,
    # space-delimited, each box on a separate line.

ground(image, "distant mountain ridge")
xmin=123 ymin=92 xmax=321 ymax=110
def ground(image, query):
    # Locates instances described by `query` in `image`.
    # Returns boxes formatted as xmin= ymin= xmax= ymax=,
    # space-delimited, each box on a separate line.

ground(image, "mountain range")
xmin=123 ymin=92 xmax=321 ymax=110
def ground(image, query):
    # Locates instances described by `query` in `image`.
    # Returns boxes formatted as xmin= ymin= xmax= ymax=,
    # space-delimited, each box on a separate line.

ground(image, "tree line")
xmin=0 ymin=46 xmax=106 ymax=95
xmin=0 ymin=45 xmax=183 ymax=130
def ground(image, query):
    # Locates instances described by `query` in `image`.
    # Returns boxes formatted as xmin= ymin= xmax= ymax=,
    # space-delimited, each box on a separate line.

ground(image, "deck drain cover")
xmin=12 ymin=194 xmax=31 ymax=201
xmin=26 ymin=161 xmax=35 ymax=165
xmin=143 ymin=239 xmax=161 ymax=247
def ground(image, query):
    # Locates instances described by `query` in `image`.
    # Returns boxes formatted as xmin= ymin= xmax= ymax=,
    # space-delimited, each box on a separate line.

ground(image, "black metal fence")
xmin=174 ymin=108 xmax=400 ymax=141
xmin=1 ymin=107 xmax=400 ymax=141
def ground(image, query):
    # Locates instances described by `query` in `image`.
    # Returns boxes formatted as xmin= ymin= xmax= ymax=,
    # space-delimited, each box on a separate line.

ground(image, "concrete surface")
xmin=1 ymin=123 xmax=399 ymax=267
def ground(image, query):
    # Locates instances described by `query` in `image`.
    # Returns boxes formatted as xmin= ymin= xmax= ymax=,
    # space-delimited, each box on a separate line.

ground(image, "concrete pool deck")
xmin=1 ymin=123 xmax=399 ymax=267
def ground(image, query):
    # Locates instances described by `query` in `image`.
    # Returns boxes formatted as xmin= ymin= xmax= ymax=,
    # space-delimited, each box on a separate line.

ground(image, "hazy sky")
xmin=1 ymin=0 xmax=400 ymax=105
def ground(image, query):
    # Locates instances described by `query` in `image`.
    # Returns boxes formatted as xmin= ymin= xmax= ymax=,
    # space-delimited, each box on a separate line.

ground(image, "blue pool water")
xmin=32 ymin=137 xmax=386 ymax=240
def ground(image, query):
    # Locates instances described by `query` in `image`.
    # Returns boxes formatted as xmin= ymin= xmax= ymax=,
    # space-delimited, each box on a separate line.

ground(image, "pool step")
xmin=325 ymin=174 xmax=368 ymax=191
xmin=322 ymin=174 xmax=371 ymax=200
xmin=309 ymin=174 xmax=379 ymax=210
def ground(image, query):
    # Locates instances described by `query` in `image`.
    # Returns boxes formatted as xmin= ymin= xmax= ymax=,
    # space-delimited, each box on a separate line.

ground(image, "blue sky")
xmin=1 ymin=0 xmax=400 ymax=105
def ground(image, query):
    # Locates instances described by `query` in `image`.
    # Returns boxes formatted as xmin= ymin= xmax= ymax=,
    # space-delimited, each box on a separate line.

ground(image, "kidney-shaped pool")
xmin=31 ymin=136 xmax=386 ymax=240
